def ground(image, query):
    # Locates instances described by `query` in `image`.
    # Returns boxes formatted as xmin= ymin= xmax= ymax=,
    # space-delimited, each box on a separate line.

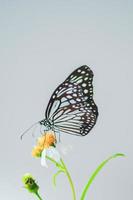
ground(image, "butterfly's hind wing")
xmin=45 ymin=65 xmax=98 ymax=136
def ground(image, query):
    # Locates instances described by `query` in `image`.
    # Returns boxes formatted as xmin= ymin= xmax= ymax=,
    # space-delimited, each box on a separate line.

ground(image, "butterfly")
xmin=21 ymin=65 xmax=98 ymax=139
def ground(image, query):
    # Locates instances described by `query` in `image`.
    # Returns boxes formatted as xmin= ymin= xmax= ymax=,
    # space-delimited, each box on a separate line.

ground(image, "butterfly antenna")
xmin=20 ymin=122 xmax=39 ymax=140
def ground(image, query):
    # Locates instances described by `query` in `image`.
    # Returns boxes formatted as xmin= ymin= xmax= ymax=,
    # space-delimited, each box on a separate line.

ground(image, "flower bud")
xmin=22 ymin=173 xmax=39 ymax=194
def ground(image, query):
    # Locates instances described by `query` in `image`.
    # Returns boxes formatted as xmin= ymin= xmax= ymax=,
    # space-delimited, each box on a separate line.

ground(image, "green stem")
xmin=46 ymin=156 xmax=64 ymax=170
xmin=35 ymin=191 xmax=43 ymax=200
xmin=60 ymin=159 xmax=76 ymax=200
xmin=46 ymin=156 xmax=76 ymax=199
xmin=80 ymin=153 xmax=125 ymax=200
xmin=52 ymin=170 xmax=64 ymax=186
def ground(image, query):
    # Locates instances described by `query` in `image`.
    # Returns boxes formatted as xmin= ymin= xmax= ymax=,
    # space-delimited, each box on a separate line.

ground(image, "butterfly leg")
xmin=54 ymin=128 xmax=61 ymax=143
xmin=40 ymin=125 xmax=45 ymax=135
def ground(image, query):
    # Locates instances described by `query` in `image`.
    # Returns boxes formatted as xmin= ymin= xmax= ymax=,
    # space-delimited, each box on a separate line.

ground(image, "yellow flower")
xmin=32 ymin=131 xmax=60 ymax=167
xmin=32 ymin=146 xmax=43 ymax=157
xmin=38 ymin=131 xmax=56 ymax=148
xmin=32 ymin=131 xmax=56 ymax=158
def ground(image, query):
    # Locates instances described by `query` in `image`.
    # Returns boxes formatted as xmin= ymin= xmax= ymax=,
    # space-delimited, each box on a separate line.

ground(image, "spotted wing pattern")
xmin=45 ymin=65 xmax=98 ymax=136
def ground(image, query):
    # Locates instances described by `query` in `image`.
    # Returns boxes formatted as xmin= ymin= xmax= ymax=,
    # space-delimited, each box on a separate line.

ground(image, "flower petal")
xmin=41 ymin=149 xmax=48 ymax=167
xmin=46 ymin=147 xmax=60 ymax=162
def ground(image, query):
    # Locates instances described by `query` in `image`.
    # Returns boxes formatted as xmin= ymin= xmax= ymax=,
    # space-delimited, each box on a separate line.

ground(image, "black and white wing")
xmin=45 ymin=65 xmax=98 ymax=136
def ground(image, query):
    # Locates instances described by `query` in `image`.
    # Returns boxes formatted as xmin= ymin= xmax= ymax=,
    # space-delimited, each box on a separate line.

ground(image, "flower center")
xmin=32 ymin=131 xmax=56 ymax=157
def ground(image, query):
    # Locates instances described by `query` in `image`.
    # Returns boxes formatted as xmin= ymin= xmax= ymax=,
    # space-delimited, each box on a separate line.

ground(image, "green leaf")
xmin=80 ymin=153 xmax=125 ymax=200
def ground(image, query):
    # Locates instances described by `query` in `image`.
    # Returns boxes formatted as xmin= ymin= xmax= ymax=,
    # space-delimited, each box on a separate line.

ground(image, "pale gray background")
xmin=0 ymin=0 xmax=133 ymax=199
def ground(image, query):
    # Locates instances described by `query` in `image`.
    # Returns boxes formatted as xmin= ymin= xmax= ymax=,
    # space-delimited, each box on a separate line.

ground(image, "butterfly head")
xmin=39 ymin=119 xmax=54 ymax=131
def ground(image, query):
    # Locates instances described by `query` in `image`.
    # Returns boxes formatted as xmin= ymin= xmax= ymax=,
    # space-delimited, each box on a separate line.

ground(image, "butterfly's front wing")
xmin=45 ymin=65 xmax=98 ymax=136
xmin=45 ymin=65 xmax=95 ymax=118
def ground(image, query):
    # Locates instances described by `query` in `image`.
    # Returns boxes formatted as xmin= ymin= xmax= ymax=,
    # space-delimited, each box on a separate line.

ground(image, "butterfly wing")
xmin=45 ymin=65 xmax=98 ymax=136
